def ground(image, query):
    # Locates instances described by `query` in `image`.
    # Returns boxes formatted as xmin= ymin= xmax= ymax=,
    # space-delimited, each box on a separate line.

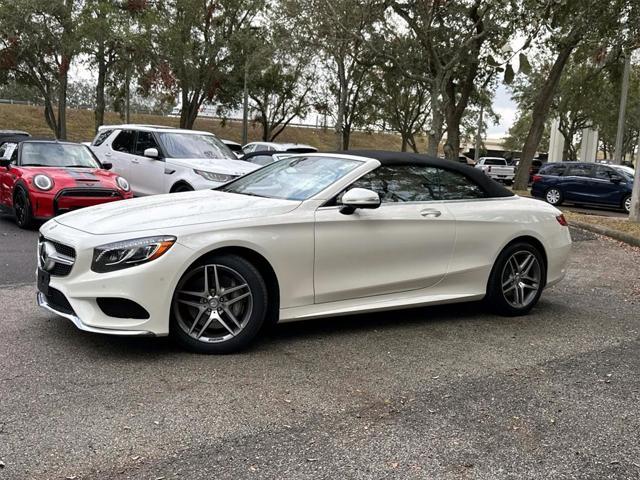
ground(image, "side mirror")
xmin=0 ymin=158 xmax=11 ymax=168
xmin=143 ymin=147 xmax=159 ymax=159
xmin=101 ymin=162 xmax=113 ymax=170
xmin=340 ymin=188 xmax=381 ymax=215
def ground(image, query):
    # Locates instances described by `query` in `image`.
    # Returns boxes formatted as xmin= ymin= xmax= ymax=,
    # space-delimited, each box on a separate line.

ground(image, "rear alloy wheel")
xmin=486 ymin=242 xmax=545 ymax=316
xmin=171 ymin=254 xmax=268 ymax=353
xmin=545 ymin=187 xmax=563 ymax=206
xmin=13 ymin=188 xmax=34 ymax=229
xmin=623 ymin=195 xmax=631 ymax=214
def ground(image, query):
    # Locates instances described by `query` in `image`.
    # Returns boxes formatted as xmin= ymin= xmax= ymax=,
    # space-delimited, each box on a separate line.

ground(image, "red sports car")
xmin=0 ymin=138 xmax=133 ymax=228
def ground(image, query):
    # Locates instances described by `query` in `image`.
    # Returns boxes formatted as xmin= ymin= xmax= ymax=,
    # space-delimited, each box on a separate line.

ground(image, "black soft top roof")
xmin=338 ymin=150 xmax=514 ymax=198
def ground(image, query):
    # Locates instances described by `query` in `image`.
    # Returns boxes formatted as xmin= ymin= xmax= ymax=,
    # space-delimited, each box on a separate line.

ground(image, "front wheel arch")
xmin=170 ymin=181 xmax=194 ymax=193
xmin=179 ymin=246 xmax=280 ymax=329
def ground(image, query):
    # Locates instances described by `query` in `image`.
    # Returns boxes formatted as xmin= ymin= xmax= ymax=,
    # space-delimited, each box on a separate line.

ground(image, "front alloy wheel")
xmin=14 ymin=188 xmax=33 ymax=229
xmin=171 ymin=254 xmax=268 ymax=353
xmin=623 ymin=195 xmax=631 ymax=214
xmin=545 ymin=188 xmax=562 ymax=206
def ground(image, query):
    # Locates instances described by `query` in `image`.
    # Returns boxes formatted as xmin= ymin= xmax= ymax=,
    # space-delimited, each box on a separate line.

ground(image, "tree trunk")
xmin=400 ymin=134 xmax=408 ymax=152
xmin=179 ymin=89 xmax=200 ymax=129
xmin=342 ymin=123 xmax=351 ymax=150
xmin=335 ymin=61 xmax=347 ymax=150
xmin=513 ymin=38 xmax=579 ymax=190
xmin=630 ymin=153 xmax=640 ymax=222
xmin=43 ymin=97 xmax=58 ymax=135
xmin=94 ymin=48 xmax=107 ymax=134
xmin=57 ymin=66 xmax=68 ymax=139
xmin=444 ymin=121 xmax=460 ymax=161
xmin=426 ymin=89 xmax=443 ymax=156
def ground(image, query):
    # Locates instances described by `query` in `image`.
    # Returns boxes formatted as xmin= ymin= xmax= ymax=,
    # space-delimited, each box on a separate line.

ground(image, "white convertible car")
xmin=37 ymin=151 xmax=571 ymax=353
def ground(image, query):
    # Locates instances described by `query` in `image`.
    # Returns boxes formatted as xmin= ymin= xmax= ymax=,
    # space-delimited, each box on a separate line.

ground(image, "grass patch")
xmin=564 ymin=211 xmax=640 ymax=241
xmin=0 ymin=103 xmax=426 ymax=151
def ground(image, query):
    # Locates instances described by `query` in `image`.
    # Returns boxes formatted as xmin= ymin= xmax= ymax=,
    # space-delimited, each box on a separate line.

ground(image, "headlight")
xmin=33 ymin=174 xmax=53 ymax=191
xmin=116 ymin=176 xmax=130 ymax=192
xmin=194 ymin=169 xmax=236 ymax=183
xmin=91 ymin=236 xmax=176 ymax=273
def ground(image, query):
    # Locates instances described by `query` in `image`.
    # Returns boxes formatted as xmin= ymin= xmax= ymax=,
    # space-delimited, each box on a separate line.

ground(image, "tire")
xmin=544 ymin=187 xmax=563 ymax=206
xmin=485 ymin=242 xmax=546 ymax=317
xmin=13 ymin=187 xmax=34 ymax=229
xmin=623 ymin=195 xmax=631 ymax=214
xmin=171 ymin=183 xmax=194 ymax=193
xmin=170 ymin=254 xmax=268 ymax=354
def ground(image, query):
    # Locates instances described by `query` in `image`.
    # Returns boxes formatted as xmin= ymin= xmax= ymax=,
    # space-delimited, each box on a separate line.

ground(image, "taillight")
xmin=487 ymin=166 xmax=492 ymax=172
xmin=532 ymin=175 xmax=542 ymax=183
xmin=556 ymin=214 xmax=568 ymax=226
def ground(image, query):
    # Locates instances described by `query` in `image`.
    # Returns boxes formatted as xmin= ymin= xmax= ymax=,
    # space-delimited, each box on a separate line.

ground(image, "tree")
xmin=503 ymin=112 xmax=550 ymax=154
xmin=512 ymin=0 xmax=637 ymax=190
xmin=0 ymin=0 xmax=80 ymax=139
xmin=80 ymin=0 xmax=144 ymax=132
xmin=294 ymin=0 xmax=382 ymax=150
xmin=244 ymin=20 xmax=317 ymax=142
xmin=148 ymin=0 xmax=262 ymax=129
xmin=385 ymin=0 xmax=518 ymax=159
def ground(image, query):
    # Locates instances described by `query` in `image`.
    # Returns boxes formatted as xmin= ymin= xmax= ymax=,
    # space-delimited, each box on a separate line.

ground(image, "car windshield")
xmin=21 ymin=143 xmax=101 ymax=168
xmin=158 ymin=133 xmax=236 ymax=160
xmin=219 ymin=156 xmax=363 ymax=200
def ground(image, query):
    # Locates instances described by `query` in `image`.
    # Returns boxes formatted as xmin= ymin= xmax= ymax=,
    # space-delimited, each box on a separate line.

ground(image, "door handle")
xmin=104 ymin=152 xmax=112 ymax=157
xmin=420 ymin=208 xmax=441 ymax=218
xmin=131 ymin=160 xmax=140 ymax=164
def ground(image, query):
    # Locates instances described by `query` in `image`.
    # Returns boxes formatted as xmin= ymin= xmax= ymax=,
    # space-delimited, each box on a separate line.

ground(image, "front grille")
xmin=44 ymin=287 xmax=75 ymax=315
xmin=40 ymin=237 xmax=76 ymax=277
xmin=60 ymin=189 xmax=120 ymax=198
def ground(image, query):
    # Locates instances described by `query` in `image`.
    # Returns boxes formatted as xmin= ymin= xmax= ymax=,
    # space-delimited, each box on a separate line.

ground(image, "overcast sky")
xmin=488 ymin=85 xmax=517 ymax=138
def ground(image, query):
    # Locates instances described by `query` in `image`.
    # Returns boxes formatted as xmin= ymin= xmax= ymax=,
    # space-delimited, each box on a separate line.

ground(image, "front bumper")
xmin=37 ymin=221 xmax=194 ymax=336
xmin=37 ymin=292 xmax=155 ymax=336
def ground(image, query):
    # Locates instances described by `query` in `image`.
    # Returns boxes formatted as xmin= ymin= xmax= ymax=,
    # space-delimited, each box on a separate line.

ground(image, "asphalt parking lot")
xmin=1 ymin=217 xmax=639 ymax=479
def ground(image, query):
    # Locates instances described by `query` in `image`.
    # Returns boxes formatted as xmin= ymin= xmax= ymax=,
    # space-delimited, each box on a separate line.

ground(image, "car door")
xmin=0 ymin=144 xmax=19 ymax=207
xmin=106 ymin=130 xmax=135 ymax=188
xmin=130 ymin=131 xmax=165 ymax=196
xmin=589 ymin=165 xmax=625 ymax=206
xmin=313 ymin=164 xmax=456 ymax=304
xmin=561 ymin=164 xmax=594 ymax=203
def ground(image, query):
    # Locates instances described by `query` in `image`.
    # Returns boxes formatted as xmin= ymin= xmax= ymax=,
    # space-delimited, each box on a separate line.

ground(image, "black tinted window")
xmin=135 ymin=131 xmax=159 ymax=155
xmin=483 ymin=159 xmax=505 ymax=166
xmin=112 ymin=130 xmax=135 ymax=153
xmin=541 ymin=164 xmax=566 ymax=176
xmin=350 ymin=165 xmax=485 ymax=203
xmin=438 ymin=170 xmax=486 ymax=200
xmin=567 ymin=164 xmax=593 ymax=177
xmin=594 ymin=166 xmax=614 ymax=180
xmin=92 ymin=130 xmax=113 ymax=146
xmin=246 ymin=154 xmax=275 ymax=166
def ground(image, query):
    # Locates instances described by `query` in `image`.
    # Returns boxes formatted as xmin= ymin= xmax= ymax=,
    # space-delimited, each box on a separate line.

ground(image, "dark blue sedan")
xmin=531 ymin=162 xmax=634 ymax=213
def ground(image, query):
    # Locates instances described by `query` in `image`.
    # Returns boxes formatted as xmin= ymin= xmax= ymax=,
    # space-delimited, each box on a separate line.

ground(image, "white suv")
xmin=90 ymin=125 xmax=258 ymax=196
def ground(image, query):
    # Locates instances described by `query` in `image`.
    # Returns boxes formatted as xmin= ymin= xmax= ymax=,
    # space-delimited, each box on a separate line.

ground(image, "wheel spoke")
xmin=503 ymin=283 xmax=516 ymax=294
xmin=222 ymin=306 xmax=242 ymax=329
xmin=177 ymin=298 xmax=204 ymax=309
xmin=203 ymin=265 xmax=211 ymax=294
xmin=196 ymin=310 xmax=218 ymax=339
xmin=179 ymin=290 xmax=207 ymax=299
xmin=220 ymin=283 xmax=248 ymax=297
xmin=224 ymin=291 xmax=250 ymax=306
xmin=213 ymin=265 xmax=221 ymax=294
xmin=519 ymin=254 xmax=535 ymax=275
xmin=188 ymin=307 xmax=207 ymax=334
xmin=214 ymin=313 xmax=236 ymax=337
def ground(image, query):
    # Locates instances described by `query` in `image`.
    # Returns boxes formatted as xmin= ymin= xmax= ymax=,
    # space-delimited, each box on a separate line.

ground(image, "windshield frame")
xmin=19 ymin=142 xmax=102 ymax=168
xmin=157 ymin=132 xmax=237 ymax=160
xmin=217 ymin=155 xmax=366 ymax=201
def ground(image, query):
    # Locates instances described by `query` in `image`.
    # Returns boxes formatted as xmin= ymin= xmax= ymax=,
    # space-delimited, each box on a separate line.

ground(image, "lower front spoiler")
xmin=37 ymin=292 xmax=156 ymax=337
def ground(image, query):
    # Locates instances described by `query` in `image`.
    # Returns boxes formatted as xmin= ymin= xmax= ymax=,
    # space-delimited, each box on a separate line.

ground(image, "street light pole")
xmin=613 ymin=51 xmax=631 ymax=165
xmin=242 ymin=56 xmax=249 ymax=146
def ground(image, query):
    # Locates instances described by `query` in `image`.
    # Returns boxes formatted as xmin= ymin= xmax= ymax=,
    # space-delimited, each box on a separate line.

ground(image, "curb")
xmin=569 ymin=220 xmax=640 ymax=248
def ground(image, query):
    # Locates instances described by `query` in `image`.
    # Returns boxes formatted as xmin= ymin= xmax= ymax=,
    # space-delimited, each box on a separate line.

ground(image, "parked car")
xmin=0 ymin=138 xmax=132 ymax=228
xmin=221 ymin=139 xmax=243 ymax=158
xmin=0 ymin=130 xmax=30 ymax=140
xmin=37 ymin=151 xmax=570 ymax=353
xmin=242 ymin=151 xmax=293 ymax=166
xmin=242 ymin=141 xmax=318 ymax=155
xmin=90 ymin=125 xmax=258 ymax=195
xmin=531 ymin=162 xmax=634 ymax=213
xmin=474 ymin=157 xmax=515 ymax=184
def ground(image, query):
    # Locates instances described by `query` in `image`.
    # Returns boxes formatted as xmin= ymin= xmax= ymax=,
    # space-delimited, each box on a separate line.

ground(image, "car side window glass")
xmin=134 ymin=131 xmax=159 ymax=156
xmin=437 ymin=169 xmax=486 ymax=200
xmin=92 ymin=130 xmax=112 ymax=146
xmin=112 ymin=130 xmax=135 ymax=153
xmin=543 ymin=164 xmax=566 ymax=176
xmin=350 ymin=165 xmax=440 ymax=203
xmin=594 ymin=166 xmax=613 ymax=180
xmin=567 ymin=165 xmax=593 ymax=177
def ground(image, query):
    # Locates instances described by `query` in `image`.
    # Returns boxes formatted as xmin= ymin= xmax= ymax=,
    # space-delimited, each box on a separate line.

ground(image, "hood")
xmin=167 ymin=157 xmax=258 ymax=175
xmin=22 ymin=166 xmax=118 ymax=187
xmin=54 ymin=190 xmax=300 ymax=234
